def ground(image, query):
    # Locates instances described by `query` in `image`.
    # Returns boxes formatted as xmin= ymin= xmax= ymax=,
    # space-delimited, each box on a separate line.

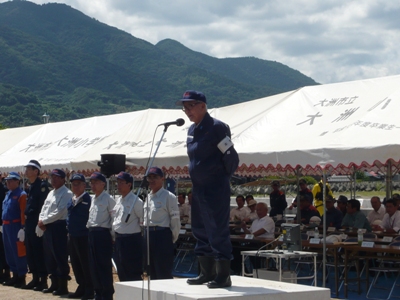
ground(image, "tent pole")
xmin=386 ymin=160 xmax=392 ymax=200
xmin=322 ymin=169 xmax=327 ymax=287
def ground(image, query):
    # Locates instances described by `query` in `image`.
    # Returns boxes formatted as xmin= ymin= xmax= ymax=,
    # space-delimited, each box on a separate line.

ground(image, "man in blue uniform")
xmin=0 ymin=172 xmax=10 ymax=283
xmin=2 ymin=172 xmax=27 ymax=288
xmin=176 ymin=90 xmax=239 ymax=288
xmin=67 ymin=173 xmax=93 ymax=299
xmin=23 ymin=160 xmax=49 ymax=291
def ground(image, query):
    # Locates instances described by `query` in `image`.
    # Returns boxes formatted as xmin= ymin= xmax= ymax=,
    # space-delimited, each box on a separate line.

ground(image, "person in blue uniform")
xmin=67 ymin=173 xmax=94 ymax=299
xmin=176 ymin=90 xmax=239 ymax=288
xmin=2 ymin=172 xmax=27 ymax=288
xmin=87 ymin=172 xmax=116 ymax=300
xmin=23 ymin=160 xmax=49 ymax=291
xmin=0 ymin=172 xmax=10 ymax=283
xmin=38 ymin=169 xmax=72 ymax=295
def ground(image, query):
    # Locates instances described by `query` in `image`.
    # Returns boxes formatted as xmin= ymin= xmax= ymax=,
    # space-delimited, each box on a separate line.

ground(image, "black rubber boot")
xmin=3 ymin=273 xmax=18 ymax=286
xmin=187 ymin=256 xmax=216 ymax=285
xmin=33 ymin=276 xmax=48 ymax=291
xmin=52 ymin=277 xmax=69 ymax=296
xmin=207 ymin=260 xmax=232 ymax=288
xmin=13 ymin=275 xmax=26 ymax=288
xmin=42 ymin=276 xmax=58 ymax=293
xmin=22 ymin=273 xmax=39 ymax=289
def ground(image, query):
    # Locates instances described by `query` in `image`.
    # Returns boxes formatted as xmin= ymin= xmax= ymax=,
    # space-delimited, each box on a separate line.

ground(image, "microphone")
xmin=159 ymin=118 xmax=185 ymax=127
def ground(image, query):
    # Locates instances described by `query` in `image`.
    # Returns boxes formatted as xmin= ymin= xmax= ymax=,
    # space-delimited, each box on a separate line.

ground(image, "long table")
xmin=343 ymin=244 xmax=400 ymax=298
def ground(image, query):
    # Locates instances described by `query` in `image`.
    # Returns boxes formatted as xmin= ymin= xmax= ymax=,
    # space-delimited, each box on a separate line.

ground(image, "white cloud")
xmin=1 ymin=0 xmax=399 ymax=84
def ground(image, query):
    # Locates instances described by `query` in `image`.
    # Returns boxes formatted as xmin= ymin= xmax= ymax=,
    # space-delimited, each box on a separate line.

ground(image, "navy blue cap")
xmin=5 ymin=171 xmax=21 ymax=180
xmin=90 ymin=172 xmax=106 ymax=183
xmin=70 ymin=173 xmax=85 ymax=182
xmin=51 ymin=169 xmax=66 ymax=179
xmin=147 ymin=167 xmax=164 ymax=177
xmin=24 ymin=159 xmax=41 ymax=171
xmin=176 ymin=90 xmax=207 ymax=105
xmin=117 ymin=172 xmax=133 ymax=184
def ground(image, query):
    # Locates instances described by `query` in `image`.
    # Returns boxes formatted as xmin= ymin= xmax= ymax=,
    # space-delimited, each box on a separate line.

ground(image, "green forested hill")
xmin=0 ymin=0 xmax=318 ymax=128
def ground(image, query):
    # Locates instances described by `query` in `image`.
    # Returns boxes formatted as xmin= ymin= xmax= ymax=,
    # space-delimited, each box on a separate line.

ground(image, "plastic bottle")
xmin=314 ymin=227 xmax=319 ymax=239
xmin=357 ymin=229 xmax=363 ymax=245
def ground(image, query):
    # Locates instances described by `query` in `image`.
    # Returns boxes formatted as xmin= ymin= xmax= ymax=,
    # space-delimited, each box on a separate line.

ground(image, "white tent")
xmin=0 ymin=75 xmax=400 ymax=178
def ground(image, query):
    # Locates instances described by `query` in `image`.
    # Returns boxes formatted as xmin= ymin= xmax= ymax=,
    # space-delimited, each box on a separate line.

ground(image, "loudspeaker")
xmin=98 ymin=154 xmax=126 ymax=177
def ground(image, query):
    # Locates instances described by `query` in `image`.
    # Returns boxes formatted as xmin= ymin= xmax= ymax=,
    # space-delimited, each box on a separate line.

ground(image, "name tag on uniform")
xmin=217 ymin=136 xmax=233 ymax=154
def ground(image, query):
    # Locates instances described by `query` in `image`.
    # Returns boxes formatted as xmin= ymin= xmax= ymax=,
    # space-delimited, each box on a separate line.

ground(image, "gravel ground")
xmin=0 ymin=267 xmax=120 ymax=299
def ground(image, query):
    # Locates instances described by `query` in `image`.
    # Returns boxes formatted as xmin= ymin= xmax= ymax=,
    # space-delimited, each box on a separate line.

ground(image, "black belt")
xmin=115 ymin=232 xmax=140 ymax=237
xmin=147 ymin=226 xmax=168 ymax=231
xmin=88 ymin=227 xmax=109 ymax=232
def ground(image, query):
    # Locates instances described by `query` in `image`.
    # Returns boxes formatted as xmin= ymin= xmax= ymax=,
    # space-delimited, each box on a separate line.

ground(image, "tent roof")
xmin=1 ymin=75 xmax=400 ymax=178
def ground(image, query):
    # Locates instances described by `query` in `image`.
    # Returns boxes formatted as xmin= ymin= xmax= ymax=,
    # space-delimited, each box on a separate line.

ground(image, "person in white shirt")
xmin=143 ymin=167 xmax=180 ymax=279
xmin=373 ymin=198 xmax=400 ymax=234
xmin=242 ymin=200 xmax=258 ymax=222
xmin=367 ymin=196 xmax=386 ymax=225
xmin=38 ymin=169 xmax=72 ymax=296
xmin=112 ymin=172 xmax=143 ymax=282
xmin=87 ymin=172 xmax=116 ymax=300
xmin=230 ymin=195 xmax=249 ymax=222
xmin=241 ymin=203 xmax=275 ymax=239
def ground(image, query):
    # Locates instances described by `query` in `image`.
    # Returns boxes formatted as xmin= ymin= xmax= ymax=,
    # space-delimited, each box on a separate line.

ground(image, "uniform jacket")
xmin=67 ymin=192 xmax=91 ymax=237
xmin=25 ymin=178 xmax=49 ymax=228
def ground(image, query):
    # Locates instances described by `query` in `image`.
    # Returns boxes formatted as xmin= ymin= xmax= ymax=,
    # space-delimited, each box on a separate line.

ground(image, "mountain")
xmin=0 ymin=0 xmax=318 ymax=128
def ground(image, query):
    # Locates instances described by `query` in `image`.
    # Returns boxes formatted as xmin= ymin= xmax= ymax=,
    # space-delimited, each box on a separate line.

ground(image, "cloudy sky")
xmin=3 ymin=0 xmax=400 ymax=84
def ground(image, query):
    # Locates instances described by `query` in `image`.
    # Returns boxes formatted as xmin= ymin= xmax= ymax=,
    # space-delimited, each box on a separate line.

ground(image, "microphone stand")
xmin=125 ymin=124 xmax=172 ymax=300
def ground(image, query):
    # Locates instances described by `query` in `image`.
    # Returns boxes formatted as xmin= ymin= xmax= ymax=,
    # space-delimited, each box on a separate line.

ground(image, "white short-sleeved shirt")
xmin=381 ymin=210 xmax=400 ymax=232
xmin=87 ymin=190 xmax=116 ymax=229
xmin=367 ymin=205 xmax=386 ymax=225
xmin=250 ymin=216 xmax=275 ymax=239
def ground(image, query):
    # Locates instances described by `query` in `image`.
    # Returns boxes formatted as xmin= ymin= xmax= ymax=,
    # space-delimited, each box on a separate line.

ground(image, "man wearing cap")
xmin=269 ymin=181 xmax=287 ymax=217
xmin=87 ymin=172 xmax=116 ymax=300
xmin=177 ymin=90 xmax=239 ymax=288
xmin=23 ymin=159 xmax=49 ymax=291
xmin=0 ymin=172 xmax=11 ymax=284
xmin=112 ymin=172 xmax=143 ymax=282
xmin=242 ymin=199 xmax=258 ymax=223
xmin=38 ymin=168 xmax=72 ymax=295
xmin=67 ymin=173 xmax=93 ymax=299
xmin=321 ymin=195 xmax=343 ymax=230
xmin=2 ymin=172 xmax=27 ymax=288
xmin=143 ymin=167 xmax=180 ymax=280
xmin=336 ymin=195 xmax=348 ymax=217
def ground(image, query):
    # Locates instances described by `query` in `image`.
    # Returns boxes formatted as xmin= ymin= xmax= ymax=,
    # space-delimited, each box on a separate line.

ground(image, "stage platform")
xmin=115 ymin=276 xmax=330 ymax=300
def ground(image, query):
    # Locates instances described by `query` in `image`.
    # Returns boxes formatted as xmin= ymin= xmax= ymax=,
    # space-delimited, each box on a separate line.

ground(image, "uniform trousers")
xmin=25 ymin=221 xmax=47 ymax=276
xmin=43 ymin=220 xmax=70 ymax=279
xmin=69 ymin=235 xmax=93 ymax=295
xmin=114 ymin=232 xmax=143 ymax=281
xmin=2 ymin=222 xmax=27 ymax=276
xmin=0 ymin=232 xmax=10 ymax=275
xmin=88 ymin=228 xmax=114 ymax=300
xmin=145 ymin=227 xmax=173 ymax=280
xmin=191 ymin=180 xmax=232 ymax=260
